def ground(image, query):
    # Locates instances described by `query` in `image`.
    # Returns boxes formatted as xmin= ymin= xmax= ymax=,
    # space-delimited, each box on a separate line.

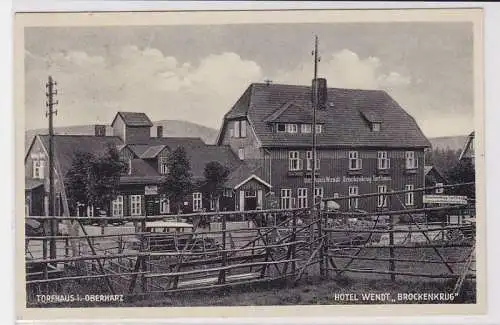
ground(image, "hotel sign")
xmin=145 ymin=185 xmax=158 ymax=195
xmin=423 ymin=195 xmax=467 ymax=205
xmin=304 ymin=175 xmax=392 ymax=184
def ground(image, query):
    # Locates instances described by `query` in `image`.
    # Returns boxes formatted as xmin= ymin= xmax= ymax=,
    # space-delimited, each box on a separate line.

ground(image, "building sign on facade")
xmin=304 ymin=175 xmax=392 ymax=184
xmin=145 ymin=185 xmax=158 ymax=196
xmin=423 ymin=195 xmax=467 ymax=205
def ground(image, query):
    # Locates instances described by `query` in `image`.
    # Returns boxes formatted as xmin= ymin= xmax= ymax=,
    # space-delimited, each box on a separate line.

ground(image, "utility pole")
xmin=45 ymin=76 xmax=58 ymax=260
xmin=311 ymin=36 xmax=319 ymax=210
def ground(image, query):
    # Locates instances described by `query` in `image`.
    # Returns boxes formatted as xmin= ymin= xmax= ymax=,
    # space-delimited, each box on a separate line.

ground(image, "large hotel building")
xmin=25 ymin=78 xmax=431 ymax=217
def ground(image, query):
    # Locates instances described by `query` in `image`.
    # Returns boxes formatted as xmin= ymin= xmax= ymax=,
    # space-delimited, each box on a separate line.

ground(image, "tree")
xmin=446 ymin=159 xmax=476 ymax=199
xmin=160 ymin=147 xmax=193 ymax=213
xmin=65 ymin=144 xmax=126 ymax=218
xmin=202 ymin=161 xmax=230 ymax=211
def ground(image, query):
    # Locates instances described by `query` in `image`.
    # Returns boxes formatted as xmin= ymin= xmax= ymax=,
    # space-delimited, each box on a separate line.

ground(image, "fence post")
xmin=291 ymin=210 xmax=297 ymax=276
xmin=317 ymin=207 xmax=325 ymax=278
xmin=218 ymin=212 xmax=227 ymax=284
xmin=140 ymin=216 xmax=148 ymax=293
xmin=389 ymin=214 xmax=396 ymax=281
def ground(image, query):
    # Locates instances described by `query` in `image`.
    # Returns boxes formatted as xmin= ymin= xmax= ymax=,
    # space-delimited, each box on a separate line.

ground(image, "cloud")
xmin=25 ymin=47 xmax=263 ymax=130
xmin=274 ymin=49 xmax=411 ymax=90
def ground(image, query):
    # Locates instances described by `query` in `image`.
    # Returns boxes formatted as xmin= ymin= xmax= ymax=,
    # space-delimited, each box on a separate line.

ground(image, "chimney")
xmin=312 ymin=78 xmax=328 ymax=109
xmin=156 ymin=125 xmax=163 ymax=138
xmin=95 ymin=124 xmax=106 ymax=137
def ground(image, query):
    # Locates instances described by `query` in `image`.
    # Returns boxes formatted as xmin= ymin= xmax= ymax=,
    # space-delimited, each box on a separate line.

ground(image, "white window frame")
xmin=209 ymin=197 xmax=219 ymax=211
xmin=112 ymin=195 xmax=124 ymax=217
xmin=240 ymin=120 xmax=247 ymax=138
xmin=435 ymin=183 xmax=444 ymax=194
xmin=288 ymin=151 xmax=302 ymax=171
xmin=377 ymin=151 xmax=390 ymax=170
xmin=349 ymin=151 xmax=362 ymax=170
xmin=348 ymin=186 xmax=359 ymax=210
xmin=130 ymin=195 xmax=142 ymax=216
xmin=193 ymin=192 xmax=203 ymax=212
xmin=286 ymin=124 xmax=298 ymax=133
xmin=405 ymin=184 xmax=415 ymax=206
xmin=315 ymin=124 xmax=322 ymax=134
xmin=238 ymin=148 xmax=245 ymax=160
xmin=377 ymin=185 xmax=387 ymax=208
xmin=159 ymin=156 xmax=169 ymax=174
xmin=314 ymin=187 xmax=324 ymax=205
xmin=306 ymin=151 xmax=320 ymax=171
xmin=33 ymin=159 xmax=45 ymax=179
xmin=128 ymin=159 xmax=132 ymax=175
xmin=301 ymin=124 xmax=312 ymax=133
xmin=372 ymin=123 xmax=381 ymax=132
xmin=160 ymin=194 xmax=170 ymax=214
xmin=233 ymin=120 xmax=240 ymax=138
xmin=297 ymin=188 xmax=308 ymax=208
xmin=281 ymin=189 xmax=292 ymax=210
xmin=405 ymin=151 xmax=418 ymax=169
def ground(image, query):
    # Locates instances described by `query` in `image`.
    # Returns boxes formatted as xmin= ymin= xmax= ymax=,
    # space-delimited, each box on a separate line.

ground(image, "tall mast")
xmin=311 ymin=36 xmax=319 ymax=211
xmin=45 ymin=76 xmax=58 ymax=259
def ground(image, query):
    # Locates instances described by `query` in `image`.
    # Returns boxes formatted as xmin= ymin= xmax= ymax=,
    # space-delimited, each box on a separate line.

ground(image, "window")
xmin=301 ymin=124 xmax=312 ymax=133
xmin=159 ymin=157 xmax=169 ymax=174
xmin=240 ymin=120 xmax=247 ymax=138
xmin=314 ymin=187 xmax=324 ymax=205
xmin=277 ymin=123 xmax=286 ymax=132
xmin=128 ymin=159 xmax=132 ymax=175
xmin=377 ymin=151 xmax=390 ymax=170
xmin=130 ymin=195 xmax=142 ymax=216
xmin=306 ymin=151 xmax=320 ymax=171
xmin=348 ymin=186 xmax=359 ymax=210
xmin=238 ymin=148 xmax=245 ymax=160
xmin=281 ymin=189 xmax=292 ymax=210
xmin=86 ymin=205 xmax=94 ymax=217
xmin=193 ymin=192 xmax=203 ymax=212
xmin=405 ymin=151 xmax=418 ymax=169
xmin=33 ymin=159 xmax=45 ymax=179
xmin=233 ymin=120 xmax=240 ymax=138
xmin=315 ymin=124 xmax=322 ymax=134
xmin=288 ymin=151 xmax=302 ymax=171
xmin=435 ymin=183 xmax=444 ymax=194
xmin=297 ymin=188 xmax=308 ymax=208
xmin=349 ymin=151 xmax=362 ymax=170
xmin=112 ymin=195 xmax=123 ymax=217
xmin=372 ymin=123 xmax=381 ymax=132
xmin=377 ymin=185 xmax=387 ymax=208
xmin=405 ymin=185 xmax=414 ymax=206
xmin=210 ymin=197 xmax=219 ymax=211
xmin=224 ymin=189 xmax=233 ymax=197
xmin=160 ymin=195 xmax=170 ymax=214
xmin=286 ymin=124 xmax=298 ymax=133
xmin=245 ymin=190 xmax=256 ymax=197
xmin=333 ymin=193 xmax=340 ymax=199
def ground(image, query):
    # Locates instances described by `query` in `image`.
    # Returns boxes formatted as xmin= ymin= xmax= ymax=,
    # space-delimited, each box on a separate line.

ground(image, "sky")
xmin=24 ymin=22 xmax=474 ymax=138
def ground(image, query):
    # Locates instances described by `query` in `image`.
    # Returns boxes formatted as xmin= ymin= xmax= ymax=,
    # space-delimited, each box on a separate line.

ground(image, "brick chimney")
xmin=95 ymin=125 xmax=106 ymax=137
xmin=156 ymin=125 xmax=163 ymax=138
xmin=312 ymin=78 xmax=328 ymax=110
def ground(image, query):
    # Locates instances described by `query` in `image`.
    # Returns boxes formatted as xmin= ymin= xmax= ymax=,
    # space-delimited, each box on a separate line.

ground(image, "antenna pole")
xmin=311 ymin=36 xmax=318 ymax=210
xmin=46 ymin=76 xmax=58 ymax=260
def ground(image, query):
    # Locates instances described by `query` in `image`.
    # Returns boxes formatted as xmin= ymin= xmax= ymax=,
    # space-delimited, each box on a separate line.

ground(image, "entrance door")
xmin=245 ymin=197 xmax=257 ymax=211
xmin=257 ymin=190 xmax=263 ymax=209
xmin=239 ymin=190 xmax=245 ymax=212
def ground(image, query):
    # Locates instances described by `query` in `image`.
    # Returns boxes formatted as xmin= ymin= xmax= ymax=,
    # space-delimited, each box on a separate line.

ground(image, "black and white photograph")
xmin=15 ymin=8 xmax=485 ymax=319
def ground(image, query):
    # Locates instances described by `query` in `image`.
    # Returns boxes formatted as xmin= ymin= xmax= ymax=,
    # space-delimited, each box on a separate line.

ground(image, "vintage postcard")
xmin=14 ymin=8 xmax=485 ymax=321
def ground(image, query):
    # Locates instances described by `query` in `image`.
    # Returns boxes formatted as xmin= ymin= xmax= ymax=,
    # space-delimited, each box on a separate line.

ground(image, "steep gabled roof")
xmin=225 ymin=164 xmax=268 ymax=189
xmin=25 ymin=178 xmax=44 ymax=190
xmin=221 ymin=83 xmax=431 ymax=148
xmin=459 ymin=131 xmax=475 ymax=161
xmin=111 ymin=112 xmax=153 ymax=127
xmin=140 ymin=145 xmax=167 ymax=159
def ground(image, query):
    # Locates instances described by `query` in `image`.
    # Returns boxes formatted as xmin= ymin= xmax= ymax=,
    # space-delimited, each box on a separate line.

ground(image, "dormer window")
xmin=232 ymin=120 xmax=247 ymax=138
xmin=159 ymin=156 xmax=169 ymax=174
xmin=238 ymin=148 xmax=245 ymax=160
xmin=286 ymin=124 xmax=298 ymax=133
xmin=301 ymin=124 xmax=312 ymax=134
xmin=276 ymin=123 xmax=286 ymax=133
xmin=372 ymin=123 xmax=381 ymax=132
xmin=32 ymin=159 xmax=45 ymax=179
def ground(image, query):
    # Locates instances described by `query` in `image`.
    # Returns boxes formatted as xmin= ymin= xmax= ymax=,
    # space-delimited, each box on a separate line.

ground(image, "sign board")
xmin=304 ymin=175 xmax=392 ymax=184
xmin=423 ymin=195 xmax=467 ymax=205
xmin=145 ymin=185 xmax=158 ymax=196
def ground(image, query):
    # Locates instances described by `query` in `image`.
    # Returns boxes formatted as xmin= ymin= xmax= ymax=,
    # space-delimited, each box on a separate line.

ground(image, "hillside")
xmin=25 ymin=120 xmax=219 ymax=152
xmin=428 ymin=135 xmax=468 ymax=152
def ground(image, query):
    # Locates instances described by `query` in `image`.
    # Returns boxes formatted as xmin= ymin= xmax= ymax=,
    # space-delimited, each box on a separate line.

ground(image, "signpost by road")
xmin=423 ymin=195 xmax=468 ymax=205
